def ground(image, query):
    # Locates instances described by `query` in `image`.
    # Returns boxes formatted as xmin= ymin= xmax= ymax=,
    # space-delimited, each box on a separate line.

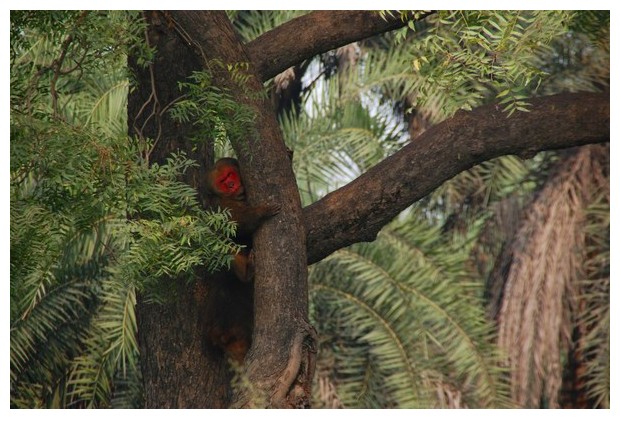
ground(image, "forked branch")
xmin=246 ymin=11 xmax=434 ymax=81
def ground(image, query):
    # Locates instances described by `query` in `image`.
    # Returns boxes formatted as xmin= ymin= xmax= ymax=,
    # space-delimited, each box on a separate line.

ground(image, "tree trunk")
xmin=128 ymin=11 xmax=229 ymax=408
xmin=127 ymin=10 xmax=610 ymax=408
xmin=167 ymin=11 xmax=317 ymax=409
xmin=129 ymin=11 xmax=317 ymax=408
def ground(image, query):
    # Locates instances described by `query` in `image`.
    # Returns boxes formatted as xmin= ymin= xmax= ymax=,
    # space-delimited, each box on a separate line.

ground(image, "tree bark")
xmin=128 ymin=11 xmax=228 ymax=408
xmin=246 ymin=11 xmax=431 ymax=81
xmin=129 ymin=10 xmax=610 ymax=408
xmin=167 ymin=11 xmax=316 ymax=409
xmin=303 ymin=92 xmax=610 ymax=264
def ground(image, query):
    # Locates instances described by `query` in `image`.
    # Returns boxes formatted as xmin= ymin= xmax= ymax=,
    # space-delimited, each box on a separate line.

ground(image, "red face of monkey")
xmin=210 ymin=158 xmax=245 ymax=198
xmin=216 ymin=165 xmax=243 ymax=196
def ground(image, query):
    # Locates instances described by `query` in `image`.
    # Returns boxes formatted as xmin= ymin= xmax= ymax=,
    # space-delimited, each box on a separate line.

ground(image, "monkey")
xmin=197 ymin=157 xmax=280 ymax=363
xmin=205 ymin=158 xmax=279 ymax=237
xmin=203 ymin=157 xmax=280 ymax=282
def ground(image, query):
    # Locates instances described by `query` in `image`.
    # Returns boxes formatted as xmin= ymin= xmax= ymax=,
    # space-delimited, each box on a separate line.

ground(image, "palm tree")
xmin=254 ymin=10 xmax=609 ymax=408
xmin=10 ymin=10 xmax=609 ymax=408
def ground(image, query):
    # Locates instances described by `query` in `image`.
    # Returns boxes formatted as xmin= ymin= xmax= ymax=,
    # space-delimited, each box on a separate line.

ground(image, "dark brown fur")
xmin=199 ymin=158 xmax=279 ymax=362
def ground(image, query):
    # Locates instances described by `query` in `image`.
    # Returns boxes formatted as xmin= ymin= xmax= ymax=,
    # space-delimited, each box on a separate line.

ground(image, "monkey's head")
xmin=207 ymin=158 xmax=245 ymax=198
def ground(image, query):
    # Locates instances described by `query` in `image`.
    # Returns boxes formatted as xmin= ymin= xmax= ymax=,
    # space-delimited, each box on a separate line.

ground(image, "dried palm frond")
xmin=496 ymin=145 xmax=608 ymax=408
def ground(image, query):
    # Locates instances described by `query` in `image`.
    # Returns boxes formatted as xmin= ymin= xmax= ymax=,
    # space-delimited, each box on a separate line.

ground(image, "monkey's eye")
xmin=220 ymin=173 xmax=233 ymax=184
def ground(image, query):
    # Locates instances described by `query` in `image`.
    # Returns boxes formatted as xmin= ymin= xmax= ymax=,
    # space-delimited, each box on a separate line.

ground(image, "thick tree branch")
xmin=136 ymin=10 xmax=608 ymax=409
xmin=304 ymin=92 xmax=610 ymax=265
xmin=168 ymin=11 xmax=314 ymax=408
xmin=246 ymin=11 xmax=432 ymax=81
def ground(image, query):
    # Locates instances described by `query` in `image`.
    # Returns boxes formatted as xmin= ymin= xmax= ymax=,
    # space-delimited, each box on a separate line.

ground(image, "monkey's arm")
xmin=222 ymin=198 xmax=281 ymax=239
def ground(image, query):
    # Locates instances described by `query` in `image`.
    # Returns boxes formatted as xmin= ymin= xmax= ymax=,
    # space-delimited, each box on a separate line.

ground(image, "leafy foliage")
xmin=10 ymin=11 xmax=240 ymax=408
xmin=397 ymin=11 xmax=573 ymax=115
xmin=310 ymin=216 xmax=511 ymax=408
xmin=10 ymin=10 xmax=609 ymax=410
xmin=170 ymin=65 xmax=259 ymax=157
xmin=281 ymin=79 xmax=406 ymax=206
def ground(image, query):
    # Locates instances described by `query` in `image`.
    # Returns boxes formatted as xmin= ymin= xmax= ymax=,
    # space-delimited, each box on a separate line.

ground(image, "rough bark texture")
xmin=303 ymin=92 xmax=610 ymax=264
xmin=129 ymin=11 xmax=227 ymax=408
xmin=128 ymin=10 xmax=610 ymax=408
xmin=246 ymin=11 xmax=429 ymax=81
xmin=167 ymin=11 xmax=316 ymax=408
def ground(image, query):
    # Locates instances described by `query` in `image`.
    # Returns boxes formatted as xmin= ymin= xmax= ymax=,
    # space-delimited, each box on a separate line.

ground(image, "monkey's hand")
xmin=231 ymin=202 xmax=281 ymax=239
xmin=232 ymin=250 xmax=254 ymax=283
xmin=260 ymin=202 xmax=281 ymax=218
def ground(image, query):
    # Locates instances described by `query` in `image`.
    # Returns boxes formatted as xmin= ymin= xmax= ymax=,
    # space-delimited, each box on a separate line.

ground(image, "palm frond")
xmin=62 ymin=72 xmax=129 ymax=137
xmin=282 ymin=77 xmax=408 ymax=205
xmin=10 ymin=280 xmax=99 ymax=408
xmin=310 ymin=214 xmax=512 ymax=408
xmin=576 ymin=158 xmax=610 ymax=408
xmin=66 ymin=273 xmax=139 ymax=408
xmin=496 ymin=145 xmax=609 ymax=408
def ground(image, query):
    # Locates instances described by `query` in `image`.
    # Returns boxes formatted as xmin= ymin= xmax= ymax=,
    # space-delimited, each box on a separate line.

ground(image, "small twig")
xmin=50 ymin=11 xmax=89 ymax=118
xmin=132 ymin=13 xmax=163 ymax=164
xmin=302 ymin=68 xmax=327 ymax=95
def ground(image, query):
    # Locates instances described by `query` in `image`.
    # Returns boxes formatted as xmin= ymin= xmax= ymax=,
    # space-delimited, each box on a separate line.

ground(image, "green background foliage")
xmin=10 ymin=10 xmax=609 ymax=408
xmin=10 ymin=11 xmax=240 ymax=407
